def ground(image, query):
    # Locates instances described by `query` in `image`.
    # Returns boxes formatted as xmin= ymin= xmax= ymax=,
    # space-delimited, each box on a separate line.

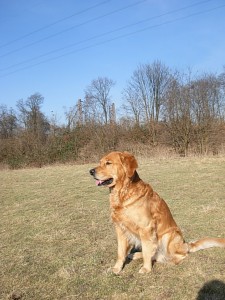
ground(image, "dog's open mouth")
xmin=95 ymin=178 xmax=113 ymax=186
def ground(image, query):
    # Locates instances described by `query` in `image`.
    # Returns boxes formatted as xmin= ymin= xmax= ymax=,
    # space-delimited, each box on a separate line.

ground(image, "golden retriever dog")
xmin=89 ymin=151 xmax=225 ymax=274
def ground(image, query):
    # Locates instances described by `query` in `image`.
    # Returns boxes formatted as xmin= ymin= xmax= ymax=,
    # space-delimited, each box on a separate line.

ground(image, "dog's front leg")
xmin=139 ymin=226 xmax=157 ymax=274
xmin=112 ymin=225 xmax=130 ymax=275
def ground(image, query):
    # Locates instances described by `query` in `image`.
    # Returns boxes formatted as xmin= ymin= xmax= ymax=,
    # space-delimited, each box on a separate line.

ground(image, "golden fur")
xmin=90 ymin=151 xmax=225 ymax=274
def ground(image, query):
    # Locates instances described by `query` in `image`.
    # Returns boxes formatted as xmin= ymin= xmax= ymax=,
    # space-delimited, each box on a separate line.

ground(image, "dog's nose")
xmin=89 ymin=168 xmax=95 ymax=176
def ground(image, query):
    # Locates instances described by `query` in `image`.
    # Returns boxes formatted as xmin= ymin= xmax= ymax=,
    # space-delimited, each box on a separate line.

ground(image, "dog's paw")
xmin=112 ymin=267 xmax=122 ymax=275
xmin=107 ymin=266 xmax=122 ymax=275
xmin=138 ymin=266 xmax=151 ymax=274
xmin=128 ymin=252 xmax=143 ymax=260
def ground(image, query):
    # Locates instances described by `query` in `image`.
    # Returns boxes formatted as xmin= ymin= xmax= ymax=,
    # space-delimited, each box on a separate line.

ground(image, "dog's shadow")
xmin=196 ymin=280 xmax=225 ymax=300
xmin=123 ymin=247 xmax=158 ymax=271
xmin=123 ymin=247 xmax=140 ymax=268
xmin=124 ymin=254 xmax=225 ymax=300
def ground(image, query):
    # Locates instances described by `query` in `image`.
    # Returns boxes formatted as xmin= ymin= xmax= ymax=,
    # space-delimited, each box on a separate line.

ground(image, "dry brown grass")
xmin=1 ymin=157 xmax=225 ymax=299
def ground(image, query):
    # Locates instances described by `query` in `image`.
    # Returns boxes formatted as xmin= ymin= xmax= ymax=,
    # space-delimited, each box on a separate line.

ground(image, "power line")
xmin=0 ymin=0 xmax=110 ymax=49
xmin=0 ymin=0 xmax=147 ymax=57
xmin=0 ymin=0 xmax=215 ymax=72
xmin=0 ymin=0 xmax=214 ymax=67
xmin=0 ymin=3 xmax=224 ymax=79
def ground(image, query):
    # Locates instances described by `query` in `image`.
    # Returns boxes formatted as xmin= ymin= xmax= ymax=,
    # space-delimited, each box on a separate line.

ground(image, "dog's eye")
xmin=106 ymin=161 xmax=112 ymax=165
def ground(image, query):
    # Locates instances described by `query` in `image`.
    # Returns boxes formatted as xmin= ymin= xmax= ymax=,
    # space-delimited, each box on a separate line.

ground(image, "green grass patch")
xmin=1 ymin=158 xmax=225 ymax=299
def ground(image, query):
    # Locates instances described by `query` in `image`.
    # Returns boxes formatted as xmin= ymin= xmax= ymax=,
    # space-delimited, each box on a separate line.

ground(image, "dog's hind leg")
xmin=128 ymin=251 xmax=143 ymax=260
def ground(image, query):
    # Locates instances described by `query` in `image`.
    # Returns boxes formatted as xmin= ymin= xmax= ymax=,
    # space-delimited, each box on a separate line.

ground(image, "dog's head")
xmin=89 ymin=151 xmax=138 ymax=188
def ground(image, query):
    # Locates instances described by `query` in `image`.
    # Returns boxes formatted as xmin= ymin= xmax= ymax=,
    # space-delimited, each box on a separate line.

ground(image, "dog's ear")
xmin=120 ymin=152 xmax=138 ymax=177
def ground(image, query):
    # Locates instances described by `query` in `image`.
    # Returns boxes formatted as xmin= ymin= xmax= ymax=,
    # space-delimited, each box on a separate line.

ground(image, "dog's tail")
xmin=188 ymin=238 xmax=225 ymax=253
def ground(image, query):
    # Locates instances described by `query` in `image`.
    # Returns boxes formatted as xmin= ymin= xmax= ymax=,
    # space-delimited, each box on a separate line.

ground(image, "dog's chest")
xmin=111 ymin=205 xmax=143 ymax=246
xmin=111 ymin=207 xmax=141 ymax=247
xmin=119 ymin=222 xmax=141 ymax=248
xmin=110 ymin=191 xmax=151 ymax=241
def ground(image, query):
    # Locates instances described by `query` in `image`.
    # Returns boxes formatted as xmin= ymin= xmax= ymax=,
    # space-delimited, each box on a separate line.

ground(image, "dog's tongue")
xmin=96 ymin=180 xmax=103 ymax=186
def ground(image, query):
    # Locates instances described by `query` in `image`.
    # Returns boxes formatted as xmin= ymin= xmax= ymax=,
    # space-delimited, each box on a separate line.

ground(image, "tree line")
xmin=1 ymin=60 xmax=225 ymax=168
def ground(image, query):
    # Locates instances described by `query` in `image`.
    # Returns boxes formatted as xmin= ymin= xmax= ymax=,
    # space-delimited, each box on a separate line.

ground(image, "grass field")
xmin=1 ymin=157 xmax=225 ymax=299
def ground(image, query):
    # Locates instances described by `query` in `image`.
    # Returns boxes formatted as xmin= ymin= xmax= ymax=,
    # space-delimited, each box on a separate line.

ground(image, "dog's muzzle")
xmin=89 ymin=168 xmax=113 ymax=186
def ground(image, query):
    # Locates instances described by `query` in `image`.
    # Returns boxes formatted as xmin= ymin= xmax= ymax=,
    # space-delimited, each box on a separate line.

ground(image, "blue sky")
xmin=0 ymin=0 xmax=225 ymax=124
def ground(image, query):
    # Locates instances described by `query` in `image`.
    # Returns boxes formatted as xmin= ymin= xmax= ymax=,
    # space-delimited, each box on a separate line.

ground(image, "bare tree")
xmin=64 ymin=99 xmax=84 ymax=131
xmin=123 ymin=61 xmax=172 ymax=144
xmin=84 ymin=77 xmax=115 ymax=124
xmin=122 ymin=84 xmax=142 ymax=126
xmin=164 ymin=70 xmax=225 ymax=155
xmin=82 ymin=94 xmax=98 ymax=124
xmin=17 ymin=93 xmax=49 ymax=137
xmin=191 ymin=73 xmax=224 ymax=154
xmin=0 ymin=105 xmax=17 ymax=138
xmin=218 ymin=66 xmax=225 ymax=115
xmin=146 ymin=60 xmax=172 ymax=122
xmin=164 ymin=72 xmax=192 ymax=156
